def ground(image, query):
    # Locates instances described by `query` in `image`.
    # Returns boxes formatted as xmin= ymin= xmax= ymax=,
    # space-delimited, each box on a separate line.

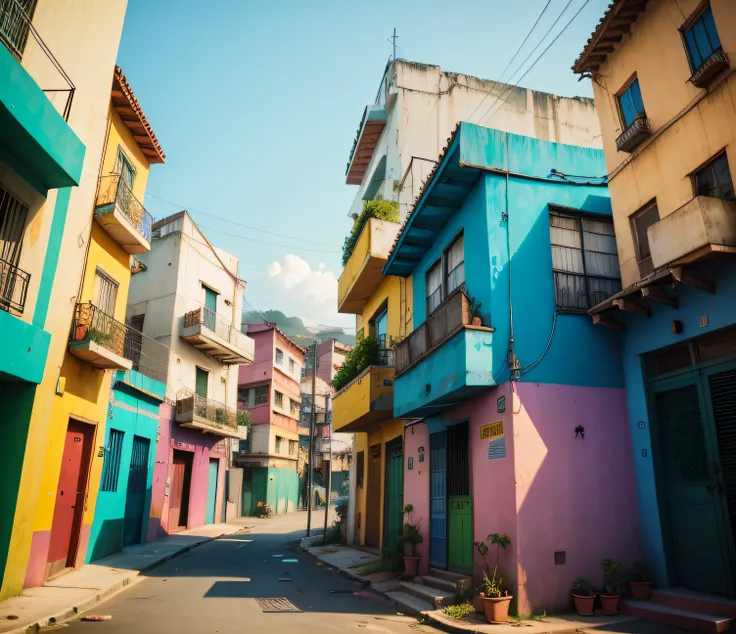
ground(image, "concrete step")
xmin=623 ymin=599 xmax=735 ymax=634
xmin=429 ymin=567 xmax=471 ymax=584
xmin=652 ymin=589 xmax=736 ymax=618
xmin=422 ymin=575 xmax=457 ymax=594
xmin=385 ymin=591 xmax=434 ymax=616
xmin=400 ymin=580 xmax=455 ymax=609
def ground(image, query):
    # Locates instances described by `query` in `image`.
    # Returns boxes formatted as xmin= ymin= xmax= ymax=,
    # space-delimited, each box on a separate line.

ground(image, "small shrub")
xmin=443 ymin=602 xmax=475 ymax=619
xmin=332 ymin=336 xmax=380 ymax=391
xmin=342 ymin=198 xmax=399 ymax=266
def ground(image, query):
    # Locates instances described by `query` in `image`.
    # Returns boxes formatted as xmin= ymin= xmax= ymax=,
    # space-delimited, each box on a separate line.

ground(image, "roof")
xmin=572 ymin=0 xmax=649 ymax=74
xmin=112 ymin=66 xmax=165 ymax=164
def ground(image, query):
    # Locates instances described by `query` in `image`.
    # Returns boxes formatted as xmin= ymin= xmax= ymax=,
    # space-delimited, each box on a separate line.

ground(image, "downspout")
xmin=504 ymin=171 xmax=520 ymax=381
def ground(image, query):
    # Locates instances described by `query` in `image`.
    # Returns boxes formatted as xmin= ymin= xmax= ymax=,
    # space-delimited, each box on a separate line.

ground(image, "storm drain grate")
xmin=255 ymin=597 xmax=302 ymax=613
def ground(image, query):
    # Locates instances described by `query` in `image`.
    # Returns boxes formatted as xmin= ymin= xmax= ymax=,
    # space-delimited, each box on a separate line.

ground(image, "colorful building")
xmin=574 ymin=0 xmax=736 ymax=606
xmin=0 ymin=0 xmax=132 ymax=598
xmin=127 ymin=211 xmax=254 ymax=537
xmin=235 ymin=323 xmax=304 ymax=515
xmin=383 ymin=123 xmax=641 ymax=614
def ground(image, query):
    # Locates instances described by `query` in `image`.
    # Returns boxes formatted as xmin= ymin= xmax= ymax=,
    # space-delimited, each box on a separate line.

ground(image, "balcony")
xmin=346 ymin=104 xmax=388 ymax=185
xmin=1 ymin=257 xmax=30 ymax=316
xmin=332 ymin=352 xmax=395 ymax=433
xmin=690 ymin=49 xmax=729 ymax=88
xmin=393 ymin=289 xmax=495 ymax=418
xmin=338 ymin=217 xmax=400 ymax=314
xmin=648 ymin=196 xmax=736 ymax=269
xmin=95 ymin=175 xmax=153 ymax=254
xmin=176 ymin=392 xmax=245 ymax=439
xmin=68 ymin=302 xmax=132 ymax=371
xmin=616 ymin=113 xmax=651 ymax=153
xmin=181 ymin=306 xmax=255 ymax=365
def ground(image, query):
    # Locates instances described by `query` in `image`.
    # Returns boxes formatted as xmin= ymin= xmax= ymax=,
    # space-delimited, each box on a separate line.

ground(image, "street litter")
xmin=81 ymin=615 xmax=112 ymax=621
xmin=277 ymin=577 xmax=292 ymax=582
xmin=272 ymin=554 xmax=283 ymax=558
xmin=282 ymin=559 xmax=298 ymax=563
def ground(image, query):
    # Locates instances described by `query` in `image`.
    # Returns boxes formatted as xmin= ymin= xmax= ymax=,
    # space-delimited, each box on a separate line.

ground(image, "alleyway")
xmin=61 ymin=512 xmax=434 ymax=634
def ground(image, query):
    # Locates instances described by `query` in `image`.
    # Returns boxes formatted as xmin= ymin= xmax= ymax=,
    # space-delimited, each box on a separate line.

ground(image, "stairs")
xmin=385 ymin=568 xmax=473 ymax=616
xmin=623 ymin=589 xmax=736 ymax=633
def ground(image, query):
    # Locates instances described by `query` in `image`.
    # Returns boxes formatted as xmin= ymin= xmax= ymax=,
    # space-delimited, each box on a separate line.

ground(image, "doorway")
xmin=47 ymin=420 xmax=94 ymax=579
xmin=168 ymin=450 xmax=193 ymax=532
xmin=430 ymin=431 xmax=447 ymax=569
xmin=383 ymin=437 xmax=404 ymax=553
xmin=365 ymin=444 xmax=382 ymax=547
xmin=447 ymin=421 xmax=472 ymax=573
xmin=206 ymin=458 xmax=219 ymax=525
xmin=123 ymin=436 xmax=150 ymax=547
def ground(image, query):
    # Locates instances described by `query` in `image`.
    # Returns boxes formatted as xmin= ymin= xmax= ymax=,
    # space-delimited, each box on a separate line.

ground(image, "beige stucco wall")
xmin=587 ymin=0 xmax=736 ymax=287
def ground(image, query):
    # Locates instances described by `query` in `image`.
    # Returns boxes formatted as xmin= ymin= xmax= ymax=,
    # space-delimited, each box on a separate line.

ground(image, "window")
xmin=683 ymin=6 xmax=722 ymax=72
xmin=195 ymin=367 xmax=209 ymax=399
xmin=274 ymin=390 xmax=283 ymax=408
xmin=290 ymin=398 xmax=299 ymax=417
xmin=288 ymin=440 xmax=297 ymax=456
xmin=127 ymin=314 xmax=145 ymax=370
xmin=101 ymin=429 xmax=124 ymax=492
xmin=371 ymin=306 xmax=388 ymax=347
xmin=289 ymin=358 xmax=296 ymax=374
xmin=695 ymin=153 xmax=734 ymax=200
xmin=631 ymin=203 xmax=660 ymax=278
xmin=0 ymin=184 xmax=29 ymax=268
xmin=275 ymin=348 xmax=284 ymax=365
xmin=445 ymin=233 xmax=465 ymax=295
xmin=93 ymin=267 xmax=119 ymax=315
xmin=275 ymin=435 xmax=282 ymax=453
xmin=426 ymin=260 xmax=442 ymax=315
xmin=617 ymin=78 xmax=645 ymax=129
xmin=202 ymin=285 xmax=217 ymax=331
xmin=549 ymin=210 xmax=621 ymax=312
xmin=114 ymin=146 xmax=136 ymax=189
xmin=356 ymin=450 xmax=365 ymax=488
xmin=255 ymin=385 xmax=269 ymax=405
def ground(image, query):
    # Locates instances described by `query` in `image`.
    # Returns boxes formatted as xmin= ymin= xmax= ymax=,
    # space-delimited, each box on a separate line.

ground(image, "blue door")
xmin=430 ymin=431 xmax=447 ymax=569
xmin=123 ymin=436 xmax=150 ymax=546
xmin=206 ymin=458 xmax=219 ymax=524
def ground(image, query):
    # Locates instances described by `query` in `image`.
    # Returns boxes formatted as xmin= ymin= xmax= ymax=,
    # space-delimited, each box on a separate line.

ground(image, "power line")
xmin=146 ymin=192 xmax=341 ymax=248
xmin=194 ymin=221 xmax=342 ymax=254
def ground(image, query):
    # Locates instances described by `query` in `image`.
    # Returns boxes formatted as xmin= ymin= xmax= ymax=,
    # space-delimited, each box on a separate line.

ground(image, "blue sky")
xmin=117 ymin=0 xmax=610 ymax=331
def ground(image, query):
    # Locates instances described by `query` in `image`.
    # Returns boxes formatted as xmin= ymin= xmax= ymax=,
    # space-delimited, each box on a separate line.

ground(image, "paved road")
xmin=63 ymin=511 xmax=434 ymax=634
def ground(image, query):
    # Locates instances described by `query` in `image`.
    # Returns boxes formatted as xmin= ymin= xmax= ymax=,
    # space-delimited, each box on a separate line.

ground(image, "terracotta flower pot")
xmin=572 ymin=594 xmax=596 ymax=616
xmin=403 ymin=556 xmax=420 ymax=579
xmin=481 ymin=595 xmax=513 ymax=623
xmin=599 ymin=594 xmax=621 ymax=615
xmin=629 ymin=581 xmax=652 ymax=600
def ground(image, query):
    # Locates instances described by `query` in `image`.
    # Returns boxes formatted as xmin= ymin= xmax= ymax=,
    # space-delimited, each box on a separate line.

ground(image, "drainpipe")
xmin=504 ymin=171 xmax=521 ymax=381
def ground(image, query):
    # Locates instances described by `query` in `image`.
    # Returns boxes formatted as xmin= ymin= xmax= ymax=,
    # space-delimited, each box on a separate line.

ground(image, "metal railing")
xmin=0 ymin=0 xmax=75 ymax=120
xmin=377 ymin=347 xmax=394 ymax=367
xmin=124 ymin=328 xmax=169 ymax=383
xmin=395 ymin=289 xmax=471 ymax=375
xmin=176 ymin=391 xmax=238 ymax=432
xmin=184 ymin=305 xmax=251 ymax=351
xmin=95 ymin=175 xmax=153 ymax=243
xmin=70 ymin=302 xmax=128 ymax=358
xmin=0 ymin=257 xmax=30 ymax=315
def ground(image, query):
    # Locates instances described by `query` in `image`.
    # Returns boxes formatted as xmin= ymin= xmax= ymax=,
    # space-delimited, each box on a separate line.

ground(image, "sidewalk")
xmin=0 ymin=520 xmax=252 ymax=634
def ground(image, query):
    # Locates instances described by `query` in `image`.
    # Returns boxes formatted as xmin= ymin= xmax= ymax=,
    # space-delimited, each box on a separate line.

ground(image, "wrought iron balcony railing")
xmin=616 ymin=113 xmax=651 ymax=153
xmin=69 ymin=302 xmax=128 ymax=358
xmin=0 ymin=257 xmax=30 ymax=315
xmin=184 ymin=306 xmax=250 ymax=350
xmin=176 ymin=391 xmax=238 ymax=433
xmin=0 ymin=0 xmax=75 ymax=120
xmin=95 ymin=175 xmax=153 ymax=242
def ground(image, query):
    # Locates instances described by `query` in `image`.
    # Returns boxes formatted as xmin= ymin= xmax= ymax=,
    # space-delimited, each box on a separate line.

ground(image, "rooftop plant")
xmin=342 ymin=198 xmax=399 ymax=267
xmin=331 ymin=336 xmax=379 ymax=392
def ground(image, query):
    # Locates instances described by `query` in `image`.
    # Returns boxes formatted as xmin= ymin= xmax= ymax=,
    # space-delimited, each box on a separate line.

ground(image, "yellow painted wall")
xmin=102 ymin=106 xmax=151 ymax=203
xmin=589 ymin=0 xmax=736 ymax=287
xmin=356 ymin=274 xmax=413 ymax=342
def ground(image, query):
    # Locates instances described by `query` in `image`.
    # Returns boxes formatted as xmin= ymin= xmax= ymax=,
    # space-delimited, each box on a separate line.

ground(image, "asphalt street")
xmin=61 ymin=511 xmax=435 ymax=634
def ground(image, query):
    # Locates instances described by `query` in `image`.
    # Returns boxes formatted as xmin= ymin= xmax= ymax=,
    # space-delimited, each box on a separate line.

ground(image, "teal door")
xmin=652 ymin=372 xmax=734 ymax=596
xmin=203 ymin=286 xmax=217 ymax=331
xmin=195 ymin=367 xmax=208 ymax=400
xmin=206 ymin=458 xmax=219 ymax=525
xmin=123 ymin=436 xmax=150 ymax=547
xmin=383 ymin=437 xmax=404 ymax=553
xmin=447 ymin=422 xmax=472 ymax=573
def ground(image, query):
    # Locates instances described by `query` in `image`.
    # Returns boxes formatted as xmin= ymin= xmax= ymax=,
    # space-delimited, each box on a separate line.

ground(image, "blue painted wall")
xmin=87 ymin=371 xmax=164 ymax=562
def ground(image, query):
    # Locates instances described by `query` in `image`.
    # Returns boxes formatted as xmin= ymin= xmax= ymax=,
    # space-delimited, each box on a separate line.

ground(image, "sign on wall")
xmin=488 ymin=437 xmax=507 ymax=460
xmin=481 ymin=420 xmax=506 ymax=460
xmin=480 ymin=421 xmax=504 ymax=440
xmin=497 ymin=396 xmax=506 ymax=413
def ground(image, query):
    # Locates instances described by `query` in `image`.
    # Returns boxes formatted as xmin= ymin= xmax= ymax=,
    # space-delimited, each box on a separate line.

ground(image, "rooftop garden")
xmin=342 ymin=198 xmax=399 ymax=267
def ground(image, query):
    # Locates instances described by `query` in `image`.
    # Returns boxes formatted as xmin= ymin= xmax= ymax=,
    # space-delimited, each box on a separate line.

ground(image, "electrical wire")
xmin=520 ymin=311 xmax=558 ymax=373
xmin=193 ymin=221 xmax=342 ymax=254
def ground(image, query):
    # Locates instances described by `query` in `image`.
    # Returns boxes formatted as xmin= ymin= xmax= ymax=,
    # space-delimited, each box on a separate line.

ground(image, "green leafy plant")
xmin=603 ymin=558 xmax=627 ymax=595
xmin=332 ymin=336 xmax=380 ymax=391
xmin=236 ymin=409 xmax=251 ymax=429
xmin=402 ymin=503 xmax=423 ymax=545
xmin=571 ymin=577 xmax=596 ymax=597
xmin=474 ymin=533 xmax=511 ymax=598
xmin=627 ymin=561 xmax=651 ymax=582
xmin=481 ymin=566 xmax=507 ymax=598
xmin=443 ymin=602 xmax=475 ymax=619
xmin=342 ymin=198 xmax=399 ymax=266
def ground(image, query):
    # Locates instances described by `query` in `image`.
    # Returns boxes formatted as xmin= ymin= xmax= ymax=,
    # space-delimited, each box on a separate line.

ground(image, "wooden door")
xmin=447 ymin=422 xmax=472 ymax=573
xmin=383 ymin=437 xmax=404 ymax=553
xmin=168 ymin=451 xmax=192 ymax=531
xmin=203 ymin=286 xmax=217 ymax=330
xmin=206 ymin=458 xmax=219 ymax=525
xmin=47 ymin=420 xmax=93 ymax=578
xmin=123 ymin=436 xmax=150 ymax=547
xmin=430 ymin=431 xmax=447 ymax=569
xmin=365 ymin=444 xmax=382 ymax=547
xmin=195 ymin=367 xmax=208 ymax=400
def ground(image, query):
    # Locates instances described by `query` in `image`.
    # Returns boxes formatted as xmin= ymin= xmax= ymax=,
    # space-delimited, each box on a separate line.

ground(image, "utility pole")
xmin=389 ymin=28 xmax=398 ymax=62
xmin=322 ymin=393 xmax=331 ymax=540
xmin=306 ymin=340 xmax=317 ymax=536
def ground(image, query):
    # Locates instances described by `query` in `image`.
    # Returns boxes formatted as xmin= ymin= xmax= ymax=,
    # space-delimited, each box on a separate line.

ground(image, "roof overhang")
xmin=345 ymin=104 xmax=388 ymax=185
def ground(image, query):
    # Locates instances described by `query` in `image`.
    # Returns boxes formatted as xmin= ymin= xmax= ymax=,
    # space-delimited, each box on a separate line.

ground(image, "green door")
xmin=447 ymin=422 xmax=472 ymax=573
xmin=203 ymin=286 xmax=217 ymax=330
xmin=383 ymin=437 xmax=404 ymax=553
xmin=195 ymin=367 xmax=208 ymax=400
xmin=652 ymin=373 xmax=733 ymax=596
xmin=206 ymin=459 xmax=218 ymax=524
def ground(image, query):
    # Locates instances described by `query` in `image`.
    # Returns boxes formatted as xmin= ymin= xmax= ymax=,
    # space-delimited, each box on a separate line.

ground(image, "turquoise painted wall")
xmin=242 ymin=467 xmax=299 ymax=516
xmin=86 ymin=371 xmax=164 ymax=562
xmin=0 ymin=309 xmax=50 ymax=383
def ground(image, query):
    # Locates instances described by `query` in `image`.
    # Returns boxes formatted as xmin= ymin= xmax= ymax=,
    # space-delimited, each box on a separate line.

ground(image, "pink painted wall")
xmin=511 ymin=382 xmax=641 ymax=614
xmin=147 ymin=404 xmax=228 ymax=540
xmin=238 ymin=329 xmax=274 ymax=386
xmin=404 ymin=422 xmax=430 ymax=575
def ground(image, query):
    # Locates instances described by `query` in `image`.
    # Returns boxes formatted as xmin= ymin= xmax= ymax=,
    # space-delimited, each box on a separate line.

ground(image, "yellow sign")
xmin=480 ymin=421 xmax=504 ymax=440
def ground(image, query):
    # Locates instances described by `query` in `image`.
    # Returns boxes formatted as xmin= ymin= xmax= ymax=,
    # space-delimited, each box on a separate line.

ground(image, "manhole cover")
xmin=255 ymin=597 xmax=302 ymax=613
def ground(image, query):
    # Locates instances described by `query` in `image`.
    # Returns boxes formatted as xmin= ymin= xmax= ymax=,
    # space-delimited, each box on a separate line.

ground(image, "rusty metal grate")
xmin=255 ymin=597 xmax=301 ymax=613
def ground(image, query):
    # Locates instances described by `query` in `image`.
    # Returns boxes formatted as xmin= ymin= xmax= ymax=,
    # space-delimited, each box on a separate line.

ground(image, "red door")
xmin=167 ymin=451 xmax=192 ymax=531
xmin=47 ymin=420 xmax=93 ymax=578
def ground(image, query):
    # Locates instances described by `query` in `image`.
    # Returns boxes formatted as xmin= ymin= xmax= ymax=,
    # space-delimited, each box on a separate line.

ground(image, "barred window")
xmin=101 ymin=429 xmax=124 ymax=492
xmin=550 ymin=210 xmax=621 ymax=312
xmin=426 ymin=260 xmax=442 ymax=315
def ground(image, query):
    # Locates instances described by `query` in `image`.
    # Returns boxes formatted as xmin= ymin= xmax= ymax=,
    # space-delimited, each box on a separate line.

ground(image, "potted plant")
xmin=571 ymin=577 xmax=596 ymax=616
xmin=467 ymin=295 xmax=483 ymax=327
xmin=480 ymin=566 xmax=512 ymax=623
xmin=628 ymin=561 xmax=653 ymax=600
xmin=402 ymin=504 xmax=422 ymax=579
xmin=600 ymin=558 xmax=626 ymax=615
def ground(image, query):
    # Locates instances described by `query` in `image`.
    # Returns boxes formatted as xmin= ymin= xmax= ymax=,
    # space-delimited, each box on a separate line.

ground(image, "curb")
xmin=6 ymin=532 xmax=231 ymax=634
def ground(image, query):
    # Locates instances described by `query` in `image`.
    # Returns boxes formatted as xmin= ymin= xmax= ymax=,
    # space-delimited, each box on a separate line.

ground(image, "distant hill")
xmin=242 ymin=310 xmax=355 ymax=348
